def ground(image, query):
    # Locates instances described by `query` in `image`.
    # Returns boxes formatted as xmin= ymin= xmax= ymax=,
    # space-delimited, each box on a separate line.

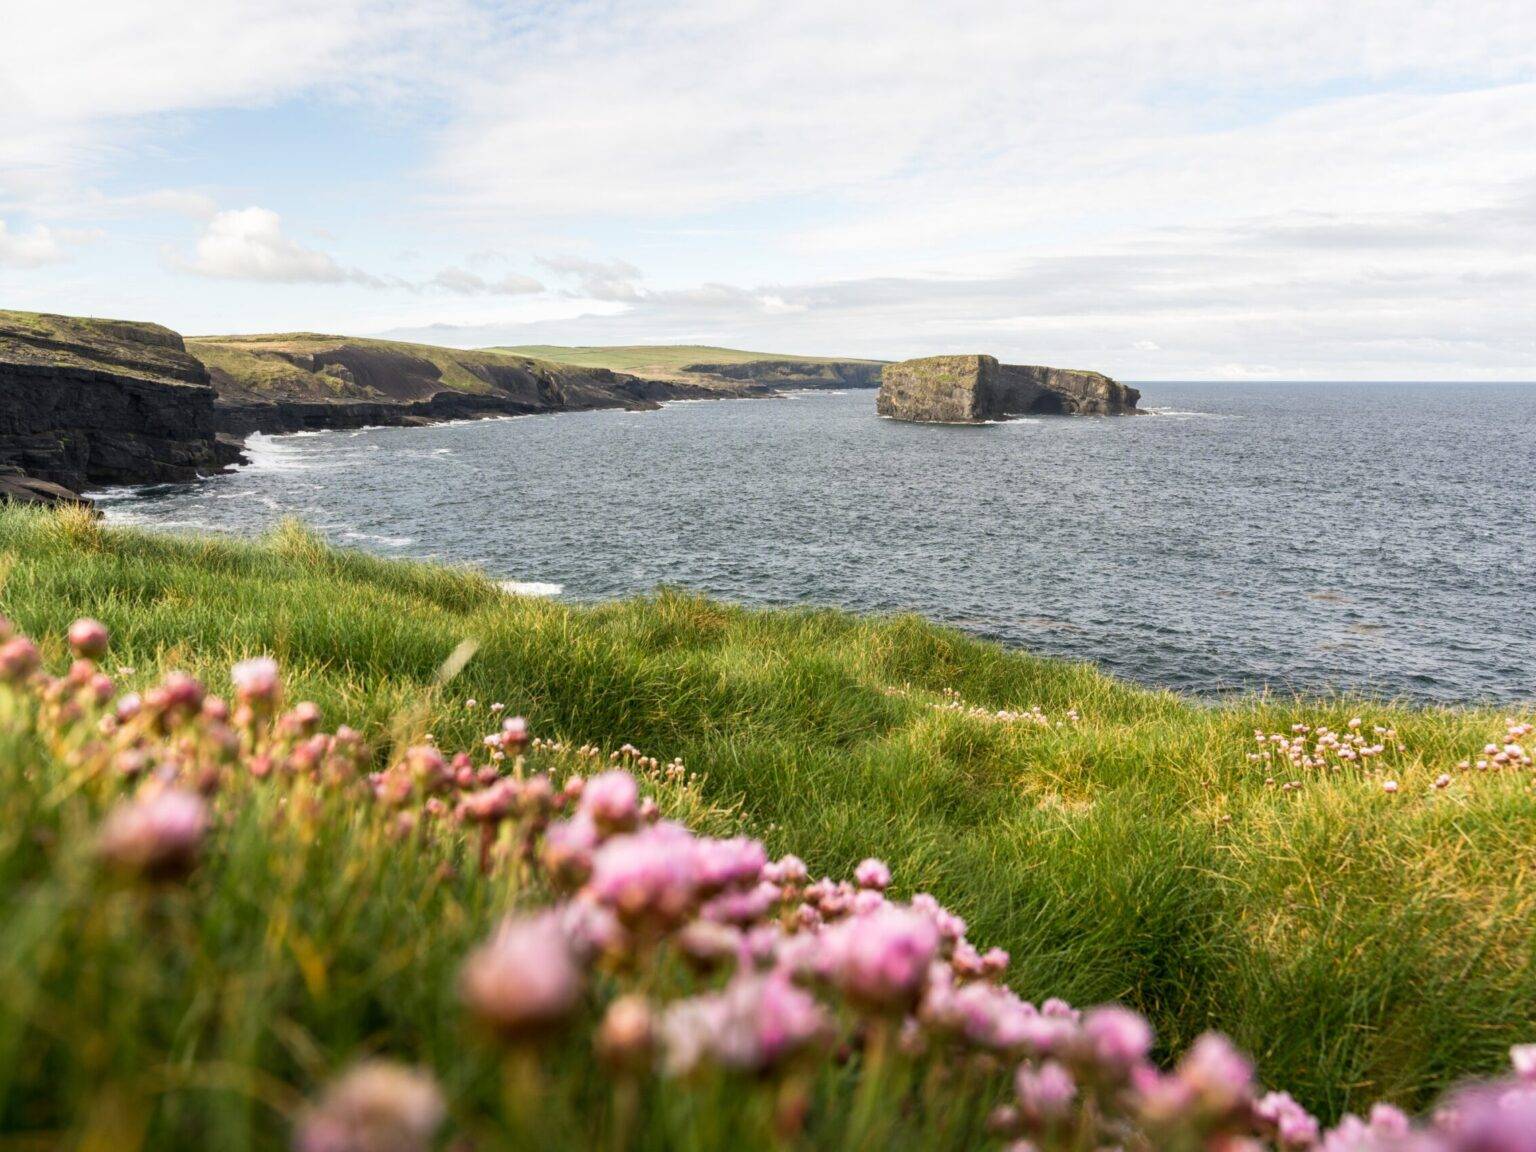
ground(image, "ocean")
xmin=95 ymin=383 xmax=1536 ymax=704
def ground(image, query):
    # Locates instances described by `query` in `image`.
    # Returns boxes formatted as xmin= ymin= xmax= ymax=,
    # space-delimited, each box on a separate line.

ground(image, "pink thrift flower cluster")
xmin=884 ymin=683 xmax=1077 ymax=727
xmin=1252 ymin=715 xmax=1536 ymax=795
xmin=4 ymin=615 xmax=1534 ymax=1152
xmin=1250 ymin=720 xmax=1399 ymax=785
xmin=1456 ymin=719 xmax=1533 ymax=772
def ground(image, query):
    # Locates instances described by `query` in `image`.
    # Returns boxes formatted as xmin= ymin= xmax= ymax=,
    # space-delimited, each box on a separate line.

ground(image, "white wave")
xmin=1144 ymin=406 xmax=1226 ymax=419
xmin=498 ymin=580 xmax=564 ymax=598
xmin=101 ymin=512 xmax=229 ymax=533
xmin=341 ymin=531 xmax=413 ymax=547
xmin=86 ymin=486 xmax=146 ymax=503
xmin=431 ymin=413 xmax=533 ymax=429
xmin=238 ymin=432 xmax=324 ymax=473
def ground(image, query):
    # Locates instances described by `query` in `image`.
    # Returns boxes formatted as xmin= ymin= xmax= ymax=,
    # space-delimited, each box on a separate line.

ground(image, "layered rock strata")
xmin=876 ymin=354 xmax=1140 ymax=422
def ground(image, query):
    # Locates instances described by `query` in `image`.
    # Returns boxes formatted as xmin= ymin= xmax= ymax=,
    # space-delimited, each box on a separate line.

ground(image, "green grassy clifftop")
xmin=0 ymin=508 xmax=1531 ymax=1149
xmin=0 ymin=308 xmax=209 ymax=385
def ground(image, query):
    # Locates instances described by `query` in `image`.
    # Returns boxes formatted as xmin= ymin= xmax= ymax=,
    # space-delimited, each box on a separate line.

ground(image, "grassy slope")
xmin=0 ymin=509 xmax=1533 ymax=1140
xmin=0 ymin=308 xmax=205 ymax=385
xmin=492 ymin=345 xmax=879 ymax=380
xmin=186 ymin=334 xmax=570 ymax=401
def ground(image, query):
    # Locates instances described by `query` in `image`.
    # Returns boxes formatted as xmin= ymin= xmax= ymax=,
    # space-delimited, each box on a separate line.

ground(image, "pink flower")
xmin=542 ymin=814 xmax=600 ymax=886
xmin=1176 ymin=1032 xmax=1254 ymax=1115
xmin=1081 ymin=1005 xmax=1154 ymax=1072
xmin=231 ymin=656 xmax=280 ymax=704
xmin=581 ymin=770 xmax=640 ymax=831
xmin=460 ymin=911 xmax=583 ymax=1039
xmin=820 ymin=904 xmax=940 ymax=1012
xmin=455 ymin=779 xmax=518 ymax=824
xmin=67 ymin=617 xmax=110 ymax=659
xmin=659 ymin=971 xmax=828 ymax=1076
xmin=500 ymin=715 xmax=529 ymax=748
xmin=293 ymin=1060 xmax=445 ymax=1152
xmin=1257 ymin=1090 xmax=1321 ymax=1147
xmin=700 ymin=881 xmax=782 ymax=927
xmin=855 ymin=857 xmax=892 ymax=890
xmin=1511 ymin=1044 xmax=1536 ymax=1082
xmin=1437 ymin=1084 xmax=1536 ymax=1152
xmin=0 ymin=636 xmax=41 ymax=683
xmin=942 ymin=980 xmax=1038 ymax=1050
xmin=597 ymin=994 xmax=655 ymax=1071
xmin=1382 ymin=780 xmax=1399 ymax=793
xmin=586 ymin=824 xmax=698 ymax=927
xmin=675 ymin=919 xmax=744 ymax=971
xmin=1015 ymin=1060 xmax=1077 ymax=1123
xmin=693 ymin=836 xmax=769 ymax=893
xmin=96 ymin=788 xmax=209 ymax=879
xmin=762 ymin=854 xmax=808 ymax=885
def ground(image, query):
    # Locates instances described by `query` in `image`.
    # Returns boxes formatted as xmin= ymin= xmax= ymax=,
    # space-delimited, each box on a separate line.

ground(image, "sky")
xmin=2 ymin=0 xmax=1535 ymax=379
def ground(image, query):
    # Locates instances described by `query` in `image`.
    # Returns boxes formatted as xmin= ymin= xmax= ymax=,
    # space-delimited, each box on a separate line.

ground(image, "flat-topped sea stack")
xmin=877 ymin=354 xmax=1140 ymax=422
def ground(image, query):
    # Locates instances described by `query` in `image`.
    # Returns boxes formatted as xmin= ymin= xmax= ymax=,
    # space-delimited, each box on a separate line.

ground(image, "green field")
xmin=0 ymin=507 xmax=1531 ymax=1149
xmin=491 ymin=344 xmax=880 ymax=379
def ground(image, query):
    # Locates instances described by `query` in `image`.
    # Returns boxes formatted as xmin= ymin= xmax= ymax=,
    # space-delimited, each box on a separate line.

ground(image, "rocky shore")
xmin=0 ymin=310 xmax=874 ymax=505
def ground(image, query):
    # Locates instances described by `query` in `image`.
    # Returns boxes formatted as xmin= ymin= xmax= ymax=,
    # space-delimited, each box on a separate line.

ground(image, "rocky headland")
xmin=0 ymin=312 xmax=881 ymax=503
xmin=676 ymin=358 xmax=883 ymax=390
xmin=489 ymin=344 xmax=885 ymax=392
xmin=0 ymin=311 xmax=242 ymax=496
xmin=876 ymin=354 xmax=1141 ymax=422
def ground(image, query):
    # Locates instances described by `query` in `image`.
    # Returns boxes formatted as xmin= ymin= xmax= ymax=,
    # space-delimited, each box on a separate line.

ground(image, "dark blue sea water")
xmin=96 ymin=384 xmax=1536 ymax=704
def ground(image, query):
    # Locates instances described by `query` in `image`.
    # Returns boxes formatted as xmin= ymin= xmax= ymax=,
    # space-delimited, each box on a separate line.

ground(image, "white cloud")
xmin=0 ymin=0 xmax=463 ymax=182
xmin=0 ymin=219 xmax=66 ymax=267
xmin=180 ymin=207 xmax=378 ymax=284
xmin=428 ymin=0 xmax=1536 ymax=220
xmin=4 ymin=0 xmax=1536 ymax=376
xmin=428 ymin=267 xmax=544 ymax=295
xmin=538 ymin=255 xmax=647 ymax=301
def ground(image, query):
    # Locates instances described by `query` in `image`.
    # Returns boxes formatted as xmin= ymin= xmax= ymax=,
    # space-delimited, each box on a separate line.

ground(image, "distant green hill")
xmin=492 ymin=344 xmax=885 ymax=388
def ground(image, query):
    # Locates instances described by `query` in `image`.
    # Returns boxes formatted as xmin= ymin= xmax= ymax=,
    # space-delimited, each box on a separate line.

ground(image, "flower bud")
xmin=67 ymin=617 xmax=109 ymax=659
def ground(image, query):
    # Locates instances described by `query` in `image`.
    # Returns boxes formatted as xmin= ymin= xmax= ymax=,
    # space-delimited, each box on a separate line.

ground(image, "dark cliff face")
xmin=877 ymin=354 xmax=1140 ymax=423
xmin=990 ymin=363 xmax=1142 ymax=416
xmin=681 ymin=360 xmax=884 ymax=389
xmin=0 ymin=312 xmax=241 ymax=493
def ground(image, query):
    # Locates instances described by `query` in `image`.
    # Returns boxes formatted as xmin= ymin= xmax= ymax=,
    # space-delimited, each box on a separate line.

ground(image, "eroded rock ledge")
xmin=876 ymin=354 xmax=1141 ymax=422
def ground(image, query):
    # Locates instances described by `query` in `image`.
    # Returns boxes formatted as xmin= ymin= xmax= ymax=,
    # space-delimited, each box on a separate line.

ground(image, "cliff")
xmin=490 ymin=344 xmax=884 ymax=391
xmin=0 ymin=317 xmax=776 ymax=498
xmin=0 ymin=310 xmax=241 ymax=494
xmin=0 ymin=311 xmax=892 ymax=501
xmin=680 ymin=358 xmax=883 ymax=389
xmin=876 ymin=354 xmax=1140 ymax=423
xmin=188 ymin=333 xmax=769 ymax=434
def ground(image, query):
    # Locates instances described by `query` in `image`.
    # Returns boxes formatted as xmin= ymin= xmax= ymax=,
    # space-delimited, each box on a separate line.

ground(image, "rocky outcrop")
xmin=0 ymin=312 xmax=243 ymax=492
xmin=876 ymin=354 xmax=1140 ymax=423
xmin=0 ymin=465 xmax=94 ymax=509
xmin=681 ymin=360 xmax=884 ymax=390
